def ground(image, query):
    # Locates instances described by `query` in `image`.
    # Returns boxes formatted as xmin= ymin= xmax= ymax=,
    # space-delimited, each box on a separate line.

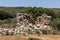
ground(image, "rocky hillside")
xmin=0 ymin=7 xmax=60 ymax=35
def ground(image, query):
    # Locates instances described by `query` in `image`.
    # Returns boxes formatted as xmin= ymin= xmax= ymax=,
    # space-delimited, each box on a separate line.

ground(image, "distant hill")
xmin=49 ymin=8 xmax=60 ymax=13
xmin=0 ymin=7 xmax=60 ymax=13
xmin=0 ymin=7 xmax=25 ymax=13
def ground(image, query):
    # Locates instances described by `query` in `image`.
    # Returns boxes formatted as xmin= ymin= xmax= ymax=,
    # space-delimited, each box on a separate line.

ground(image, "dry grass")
xmin=0 ymin=34 xmax=60 ymax=40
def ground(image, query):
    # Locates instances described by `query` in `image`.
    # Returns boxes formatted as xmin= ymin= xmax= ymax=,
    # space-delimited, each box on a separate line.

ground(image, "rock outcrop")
xmin=0 ymin=13 xmax=52 ymax=35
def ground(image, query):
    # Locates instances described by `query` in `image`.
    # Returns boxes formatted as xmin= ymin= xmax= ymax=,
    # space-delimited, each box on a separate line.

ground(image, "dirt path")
xmin=0 ymin=34 xmax=60 ymax=40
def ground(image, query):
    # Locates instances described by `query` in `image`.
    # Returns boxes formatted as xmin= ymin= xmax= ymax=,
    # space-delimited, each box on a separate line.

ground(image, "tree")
xmin=25 ymin=7 xmax=44 ymax=20
xmin=23 ymin=7 xmax=56 ymax=20
xmin=0 ymin=10 xmax=16 ymax=20
xmin=52 ymin=18 xmax=60 ymax=31
xmin=44 ymin=9 xmax=56 ymax=19
xmin=56 ymin=12 xmax=60 ymax=18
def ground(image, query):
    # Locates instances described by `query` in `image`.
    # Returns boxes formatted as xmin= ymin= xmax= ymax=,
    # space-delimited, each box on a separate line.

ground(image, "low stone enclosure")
xmin=0 ymin=13 xmax=53 ymax=35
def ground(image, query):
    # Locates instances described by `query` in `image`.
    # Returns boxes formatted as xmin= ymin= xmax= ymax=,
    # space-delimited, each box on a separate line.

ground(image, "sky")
xmin=0 ymin=0 xmax=60 ymax=8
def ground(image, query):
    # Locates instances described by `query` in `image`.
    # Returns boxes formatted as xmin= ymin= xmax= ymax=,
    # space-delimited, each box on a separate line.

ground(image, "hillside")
xmin=0 ymin=7 xmax=25 ymax=13
xmin=0 ymin=7 xmax=60 ymax=35
xmin=0 ymin=7 xmax=60 ymax=40
xmin=0 ymin=7 xmax=60 ymax=13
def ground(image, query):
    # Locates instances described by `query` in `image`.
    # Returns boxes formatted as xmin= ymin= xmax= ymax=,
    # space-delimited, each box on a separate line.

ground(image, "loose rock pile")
xmin=0 ymin=13 xmax=52 ymax=35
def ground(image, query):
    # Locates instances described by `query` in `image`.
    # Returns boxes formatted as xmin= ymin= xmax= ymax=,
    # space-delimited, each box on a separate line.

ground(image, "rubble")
xmin=0 ymin=13 xmax=52 ymax=35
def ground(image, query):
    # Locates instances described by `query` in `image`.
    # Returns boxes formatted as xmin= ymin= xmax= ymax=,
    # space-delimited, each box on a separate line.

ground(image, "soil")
xmin=0 ymin=34 xmax=60 ymax=40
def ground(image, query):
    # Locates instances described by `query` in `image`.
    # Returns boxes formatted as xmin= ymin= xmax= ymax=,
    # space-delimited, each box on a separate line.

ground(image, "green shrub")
xmin=0 ymin=10 xmax=16 ymax=20
xmin=35 ymin=30 xmax=42 ymax=36
xmin=22 ymin=7 xmax=56 ymax=20
xmin=52 ymin=18 xmax=60 ymax=31
xmin=27 ymin=37 xmax=40 ymax=40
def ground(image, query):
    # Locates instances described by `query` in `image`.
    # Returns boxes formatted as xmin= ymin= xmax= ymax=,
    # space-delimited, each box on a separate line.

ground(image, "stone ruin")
xmin=16 ymin=13 xmax=52 ymax=33
xmin=17 ymin=13 xmax=35 ymax=25
xmin=0 ymin=13 xmax=52 ymax=35
xmin=36 ymin=14 xmax=52 ymax=29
